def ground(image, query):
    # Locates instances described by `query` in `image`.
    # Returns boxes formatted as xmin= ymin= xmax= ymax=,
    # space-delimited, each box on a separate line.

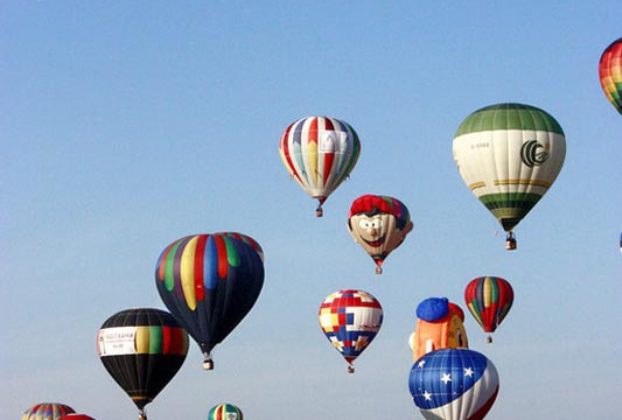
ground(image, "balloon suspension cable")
xmin=487 ymin=335 xmax=493 ymax=344
xmin=505 ymin=231 xmax=517 ymax=251
xmin=347 ymin=364 xmax=355 ymax=374
xmin=202 ymin=353 xmax=214 ymax=371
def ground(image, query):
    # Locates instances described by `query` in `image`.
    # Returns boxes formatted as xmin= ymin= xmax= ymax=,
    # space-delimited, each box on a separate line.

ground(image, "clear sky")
xmin=2 ymin=1 xmax=621 ymax=419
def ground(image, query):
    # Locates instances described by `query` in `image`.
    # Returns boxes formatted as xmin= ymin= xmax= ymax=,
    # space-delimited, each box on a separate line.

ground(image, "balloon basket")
xmin=347 ymin=365 xmax=355 ymax=374
xmin=487 ymin=335 xmax=493 ymax=344
xmin=203 ymin=359 xmax=214 ymax=370
xmin=375 ymin=266 xmax=383 ymax=275
xmin=315 ymin=206 xmax=323 ymax=217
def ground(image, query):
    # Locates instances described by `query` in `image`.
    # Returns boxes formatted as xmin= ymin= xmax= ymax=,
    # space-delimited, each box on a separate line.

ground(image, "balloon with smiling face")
xmin=347 ymin=194 xmax=413 ymax=274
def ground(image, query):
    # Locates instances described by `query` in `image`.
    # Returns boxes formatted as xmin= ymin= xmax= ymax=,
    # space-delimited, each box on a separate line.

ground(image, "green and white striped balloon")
xmin=452 ymin=103 xmax=566 ymax=240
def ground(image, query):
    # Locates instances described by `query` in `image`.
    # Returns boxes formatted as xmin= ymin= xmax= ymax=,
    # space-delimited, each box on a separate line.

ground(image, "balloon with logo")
xmin=59 ymin=415 xmax=96 ymax=420
xmin=97 ymin=308 xmax=189 ymax=420
xmin=318 ymin=289 xmax=383 ymax=373
xmin=409 ymin=348 xmax=499 ymax=420
xmin=156 ymin=232 xmax=264 ymax=370
xmin=208 ymin=403 xmax=243 ymax=420
xmin=279 ymin=116 xmax=361 ymax=217
xmin=22 ymin=403 xmax=75 ymax=420
xmin=452 ymin=103 xmax=566 ymax=250
xmin=347 ymin=194 xmax=413 ymax=274
xmin=464 ymin=276 xmax=514 ymax=343
xmin=599 ymin=37 xmax=622 ymax=115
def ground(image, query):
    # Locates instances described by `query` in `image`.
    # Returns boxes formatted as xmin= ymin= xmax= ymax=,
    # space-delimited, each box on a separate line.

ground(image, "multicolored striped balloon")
xmin=279 ymin=116 xmax=361 ymax=217
xmin=97 ymin=308 xmax=188 ymax=418
xmin=207 ymin=403 xmax=243 ymax=420
xmin=318 ymin=289 xmax=383 ymax=373
xmin=347 ymin=194 xmax=413 ymax=274
xmin=409 ymin=349 xmax=499 ymax=420
xmin=155 ymin=232 xmax=264 ymax=369
xmin=22 ymin=403 xmax=75 ymax=420
xmin=464 ymin=276 xmax=514 ymax=341
xmin=453 ymin=103 xmax=566 ymax=249
xmin=599 ymin=37 xmax=622 ymax=115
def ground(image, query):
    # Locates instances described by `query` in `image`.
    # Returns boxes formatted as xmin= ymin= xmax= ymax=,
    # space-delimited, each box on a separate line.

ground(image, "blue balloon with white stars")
xmin=408 ymin=349 xmax=499 ymax=420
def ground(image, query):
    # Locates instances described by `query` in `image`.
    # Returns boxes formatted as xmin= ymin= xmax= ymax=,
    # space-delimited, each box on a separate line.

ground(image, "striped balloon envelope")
xmin=22 ymin=403 xmax=75 ymax=420
xmin=599 ymin=37 xmax=622 ymax=115
xmin=155 ymin=232 xmax=264 ymax=370
xmin=207 ymin=403 xmax=243 ymax=420
xmin=279 ymin=116 xmax=361 ymax=217
xmin=97 ymin=308 xmax=188 ymax=419
xmin=318 ymin=289 xmax=383 ymax=373
xmin=452 ymin=103 xmax=566 ymax=250
xmin=409 ymin=349 xmax=499 ymax=420
xmin=464 ymin=276 xmax=514 ymax=342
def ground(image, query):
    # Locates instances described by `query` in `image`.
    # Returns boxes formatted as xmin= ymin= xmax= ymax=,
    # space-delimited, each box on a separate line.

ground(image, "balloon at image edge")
xmin=155 ymin=232 xmax=265 ymax=370
xmin=599 ymin=37 xmax=622 ymax=115
xmin=464 ymin=276 xmax=514 ymax=343
xmin=21 ymin=403 xmax=75 ymax=420
xmin=318 ymin=289 xmax=383 ymax=373
xmin=278 ymin=116 xmax=361 ymax=217
xmin=452 ymin=103 xmax=566 ymax=250
xmin=208 ymin=403 xmax=244 ymax=420
xmin=58 ymin=415 xmax=96 ymax=420
xmin=347 ymin=194 xmax=413 ymax=274
xmin=409 ymin=348 xmax=499 ymax=420
xmin=96 ymin=308 xmax=189 ymax=420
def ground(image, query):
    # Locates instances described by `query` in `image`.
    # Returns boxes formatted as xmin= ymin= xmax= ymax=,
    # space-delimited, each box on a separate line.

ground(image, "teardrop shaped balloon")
xmin=97 ymin=308 xmax=189 ymax=420
xmin=347 ymin=194 xmax=413 ymax=274
xmin=464 ymin=276 xmax=514 ymax=342
xmin=599 ymin=37 xmax=622 ymax=115
xmin=59 ymin=415 xmax=96 ymax=420
xmin=452 ymin=103 xmax=566 ymax=250
xmin=409 ymin=348 xmax=499 ymax=420
xmin=318 ymin=289 xmax=383 ymax=373
xmin=22 ymin=403 xmax=75 ymax=420
xmin=279 ymin=116 xmax=361 ymax=217
xmin=208 ymin=403 xmax=243 ymax=420
xmin=155 ymin=232 xmax=264 ymax=370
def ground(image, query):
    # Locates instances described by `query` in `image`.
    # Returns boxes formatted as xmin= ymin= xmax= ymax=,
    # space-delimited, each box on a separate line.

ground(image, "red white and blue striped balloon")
xmin=409 ymin=349 xmax=499 ymax=420
xmin=22 ymin=403 xmax=75 ymax=420
xmin=279 ymin=116 xmax=361 ymax=216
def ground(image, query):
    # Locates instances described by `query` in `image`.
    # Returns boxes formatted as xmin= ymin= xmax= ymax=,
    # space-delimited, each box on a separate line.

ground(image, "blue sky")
xmin=2 ymin=1 xmax=621 ymax=419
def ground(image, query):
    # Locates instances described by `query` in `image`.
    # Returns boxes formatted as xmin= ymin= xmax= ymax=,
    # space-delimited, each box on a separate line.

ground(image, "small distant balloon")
xmin=22 ymin=403 xmax=75 ymax=420
xmin=599 ymin=37 xmax=622 ymax=115
xmin=279 ymin=116 xmax=361 ymax=217
xmin=208 ymin=403 xmax=243 ymax=420
xmin=318 ymin=289 xmax=383 ymax=373
xmin=409 ymin=349 xmax=499 ymax=420
xmin=464 ymin=276 xmax=514 ymax=343
xmin=347 ymin=194 xmax=413 ymax=274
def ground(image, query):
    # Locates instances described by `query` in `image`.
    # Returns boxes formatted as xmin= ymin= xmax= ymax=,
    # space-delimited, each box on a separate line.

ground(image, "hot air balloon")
xmin=59 ymin=415 xmax=96 ymax=420
xmin=279 ymin=116 xmax=361 ymax=217
xmin=318 ymin=289 xmax=383 ymax=373
xmin=599 ymin=37 xmax=622 ymax=115
xmin=619 ymin=232 xmax=621 ymax=254
xmin=408 ymin=297 xmax=469 ymax=361
xmin=156 ymin=232 xmax=264 ymax=370
xmin=97 ymin=308 xmax=189 ymax=420
xmin=452 ymin=103 xmax=566 ymax=250
xmin=409 ymin=348 xmax=499 ymax=420
xmin=22 ymin=403 xmax=75 ymax=420
xmin=464 ymin=276 xmax=514 ymax=343
xmin=347 ymin=194 xmax=413 ymax=274
xmin=208 ymin=403 xmax=243 ymax=420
